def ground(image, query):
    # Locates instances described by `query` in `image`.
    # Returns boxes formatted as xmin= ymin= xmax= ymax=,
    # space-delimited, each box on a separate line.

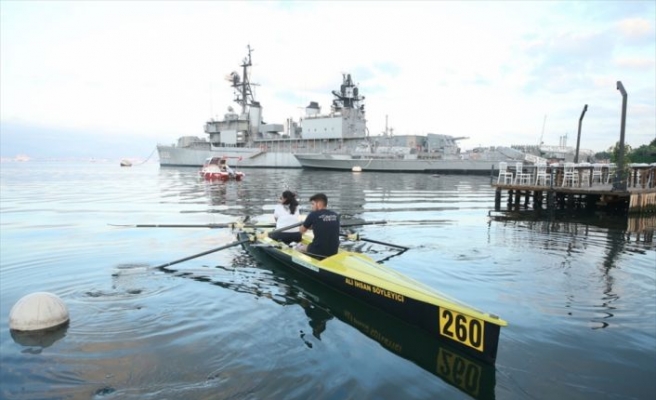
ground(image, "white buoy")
xmin=9 ymin=292 xmax=69 ymax=331
xmin=352 ymin=166 xmax=362 ymax=172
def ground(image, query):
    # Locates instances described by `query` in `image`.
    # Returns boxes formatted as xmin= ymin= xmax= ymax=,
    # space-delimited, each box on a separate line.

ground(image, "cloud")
xmin=615 ymin=57 xmax=656 ymax=69
xmin=1 ymin=0 xmax=654 ymax=158
xmin=616 ymin=17 xmax=654 ymax=39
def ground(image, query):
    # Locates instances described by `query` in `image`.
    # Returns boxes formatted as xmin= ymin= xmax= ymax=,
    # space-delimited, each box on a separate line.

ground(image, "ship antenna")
xmin=236 ymin=45 xmax=255 ymax=115
xmin=539 ymin=114 xmax=547 ymax=146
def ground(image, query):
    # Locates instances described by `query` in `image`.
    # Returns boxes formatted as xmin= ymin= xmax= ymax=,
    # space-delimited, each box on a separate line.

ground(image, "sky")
xmin=1 ymin=0 xmax=655 ymax=159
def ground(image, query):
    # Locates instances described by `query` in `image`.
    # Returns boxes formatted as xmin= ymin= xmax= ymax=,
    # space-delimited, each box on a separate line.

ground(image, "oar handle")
xmin=264 ymin=220 xmax=386 ymax=237
xmin=243 ymin=223 xmax=276 ymax=229
xmin=267 ymin=221 xmax=303 ymax=235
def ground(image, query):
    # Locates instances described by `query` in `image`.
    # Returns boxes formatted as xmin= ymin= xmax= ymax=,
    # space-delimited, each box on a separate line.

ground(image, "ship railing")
xmin=495 ymin=146 xmax=525 ymax=159
xmin=524 ymin=153 xmax=547 ymax=165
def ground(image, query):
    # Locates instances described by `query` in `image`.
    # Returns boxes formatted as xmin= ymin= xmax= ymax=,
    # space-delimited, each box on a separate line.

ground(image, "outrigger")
xmin=237 ymin=222 xmax=508 ymax=364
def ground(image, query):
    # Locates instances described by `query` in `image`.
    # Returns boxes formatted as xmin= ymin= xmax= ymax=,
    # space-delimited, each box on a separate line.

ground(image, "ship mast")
xmin=232 ymin=45 xmax=256 ymax=115
xmin=539 ymin=114 xmax=547 ymax=146
xmin=331 ymin=73 xmax=365 ymax=112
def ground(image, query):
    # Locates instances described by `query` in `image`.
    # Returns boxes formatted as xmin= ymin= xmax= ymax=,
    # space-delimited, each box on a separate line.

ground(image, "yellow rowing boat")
xmin=238 ymin=227 xmax=508 ymax=364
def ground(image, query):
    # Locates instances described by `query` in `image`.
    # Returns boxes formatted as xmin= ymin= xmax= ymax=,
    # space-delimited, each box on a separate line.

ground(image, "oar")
xmin=358 ymin=237 xmax=409 ymax=250
xmin=376 ymin=248 xmax=409 ymax=263
xmin=341 ymin=220 xmax=387 ymax=227
xmin=109 ymin=223 xmax=235 ymax=229
xmin=109 ymin=220 xmax=386 ymax=229
xmin=341 ymin=232 xmax=409 ymax=250
xmin=267 ymin=221 xmax=303 ymax=235
xmin=154 ymin=238 xmax=250 ymax=269
xmin=112 ymin=219 xmax=387 ymax=233
xmin=109 ymin=223 xmax=277 ymax=229
xmin=260 ymin=220 xmax=386 ymax=235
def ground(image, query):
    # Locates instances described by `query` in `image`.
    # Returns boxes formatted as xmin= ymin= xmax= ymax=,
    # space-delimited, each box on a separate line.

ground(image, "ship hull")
xmin=158 ymin=145 xmax=525 ymax=173
xmin=157 ymin=145 xmax=302 ymax=168
xmin=294 ymin=153 xmax=505 ymax=174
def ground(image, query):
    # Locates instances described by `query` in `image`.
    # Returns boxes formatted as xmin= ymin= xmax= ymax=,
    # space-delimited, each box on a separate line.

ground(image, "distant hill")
xmin=0 ymin=122 xmax=163 ymax=160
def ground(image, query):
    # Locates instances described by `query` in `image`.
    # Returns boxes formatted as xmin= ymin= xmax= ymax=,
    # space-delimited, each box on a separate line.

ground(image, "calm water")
xmin=1 ymin=161 xmax=654 ymax=400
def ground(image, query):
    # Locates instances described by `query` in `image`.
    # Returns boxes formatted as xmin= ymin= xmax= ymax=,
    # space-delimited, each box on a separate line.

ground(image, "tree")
xmin=594 ymin=150 xmax=612 ymax=161
xmin=629 ymin=138 xmax=656 ymax=164
xmin=608 ymin=142 xmax=632 ymax=164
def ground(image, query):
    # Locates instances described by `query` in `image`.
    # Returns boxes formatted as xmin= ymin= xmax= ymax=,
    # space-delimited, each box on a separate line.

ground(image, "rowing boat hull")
xmin=242 ymin=243 xmax=497 ymax=399
xmin=238 ymin=231 xmax=506 ymax=364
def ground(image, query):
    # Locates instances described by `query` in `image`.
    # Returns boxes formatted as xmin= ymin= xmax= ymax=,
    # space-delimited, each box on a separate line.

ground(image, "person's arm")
xmin=299 ymin=213 xmax=313 ymax=234
xmin=273 ymin=204 xmax=282 ymax=221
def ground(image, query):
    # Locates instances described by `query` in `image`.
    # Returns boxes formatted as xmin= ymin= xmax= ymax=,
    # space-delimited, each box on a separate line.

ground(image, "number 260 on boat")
xmin=439 ymin=308 xmax=485 ymax=352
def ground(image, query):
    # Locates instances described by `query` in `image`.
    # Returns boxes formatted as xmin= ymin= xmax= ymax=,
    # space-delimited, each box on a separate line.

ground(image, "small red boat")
xmin=199 ymin=157 xmax=245 ymax=181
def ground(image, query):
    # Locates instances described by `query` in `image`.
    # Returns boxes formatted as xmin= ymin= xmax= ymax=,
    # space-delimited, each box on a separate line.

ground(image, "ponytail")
xmin=281 ymin=190 xmax=299 ymax=215
xmin=289 ymin=196 xmax=299 ymax=215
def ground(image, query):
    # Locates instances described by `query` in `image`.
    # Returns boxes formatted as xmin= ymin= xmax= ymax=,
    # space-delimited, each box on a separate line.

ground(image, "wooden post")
xmin=547 ymin=190 xmax=554 ymax=211
xmin=533 ymin=191 xmax=541 ymax=209
xmin=495 ymin=189 xmax=501 ymax=211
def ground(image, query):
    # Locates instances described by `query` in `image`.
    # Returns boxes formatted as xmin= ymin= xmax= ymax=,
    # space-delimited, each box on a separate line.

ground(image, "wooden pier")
xmin=491 ymin=164 xmax=656 ymax=214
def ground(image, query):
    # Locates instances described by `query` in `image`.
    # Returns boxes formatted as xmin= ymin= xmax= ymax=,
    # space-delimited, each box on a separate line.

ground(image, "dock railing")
xmin=492 ymin=162 xmax=656 ymax=214
xmin=495 ymin=162 xmax=655 ymax=190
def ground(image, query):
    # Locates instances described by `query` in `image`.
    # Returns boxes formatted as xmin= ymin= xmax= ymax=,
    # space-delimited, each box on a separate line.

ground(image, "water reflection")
xmin=626 ymin=214 xmax=656 ymax=243
xmin=202 ymin=181 xmax=250 ymax=213
xmin=10 ymin=323 xmax=69 ymax=351
xmin=156 ymin=250 xmax=496 ymax=400
xmin=156 ymin=166 xmax=492 ymax=224
xmin=489 ymin=210 xmax=655 ymax=244
xmin=488 ymin=210 xmax=655 ymax=331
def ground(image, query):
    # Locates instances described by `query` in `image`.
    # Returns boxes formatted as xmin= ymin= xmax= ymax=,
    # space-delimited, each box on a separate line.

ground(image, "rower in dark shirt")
xmin=298 ymin=193 xmax=340 ymax=258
